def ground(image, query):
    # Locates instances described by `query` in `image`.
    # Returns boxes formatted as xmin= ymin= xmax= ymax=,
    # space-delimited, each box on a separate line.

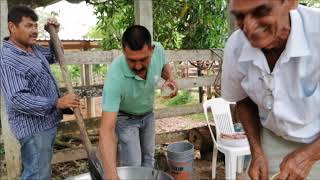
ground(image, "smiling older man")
xmin=222 ymin=0 xmax=320 ymax=179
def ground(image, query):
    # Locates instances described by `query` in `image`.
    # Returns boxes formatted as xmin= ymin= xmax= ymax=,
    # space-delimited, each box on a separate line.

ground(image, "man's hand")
xmin=277 ymin=147 xmax=316 ymax=180
xmin=248 ymin=154 xmax=269 ymax=180
xmin=56 ymin=93 xmax=80 ymax=109
xmin=161 ymin=78 xmax=178 ymax=98
xmin=44 ymin=17 xmax=60 ymax=33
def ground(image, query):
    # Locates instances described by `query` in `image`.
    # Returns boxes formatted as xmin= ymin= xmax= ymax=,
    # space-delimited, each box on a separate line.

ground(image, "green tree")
xmin=300 ymin=0 xmax=320 ymax=7
xmin=85 ymin=0 xmax=229 ymax=49
xmin=85 ymin=0 xmax=134 ymax=50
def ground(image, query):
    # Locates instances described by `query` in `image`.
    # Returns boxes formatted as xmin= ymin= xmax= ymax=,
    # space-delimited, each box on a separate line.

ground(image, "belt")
xmin=118 ymin=110 xmax=153 ymax=118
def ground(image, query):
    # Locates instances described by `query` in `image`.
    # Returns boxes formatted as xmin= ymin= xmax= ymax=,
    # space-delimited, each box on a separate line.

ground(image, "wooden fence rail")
xmin=62 ymin=49 xmax=223 ymax=64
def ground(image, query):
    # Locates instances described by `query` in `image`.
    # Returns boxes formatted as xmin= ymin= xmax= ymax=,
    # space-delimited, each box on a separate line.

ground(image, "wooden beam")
xmin=37 ymin=40 xmax=101 ymax=51
xmin=59 ymin=75 xmax=217 ymax=98
xmin=155 ymin=103 xmax=203 ymax=119
xmin=60 ymin=84 xmax=103 ymax=98
xmin=52 ymin=147 xmax=88 ymax=164
xmin=56 ymin=104 xmax=204 ymax=136
xmin=134 ymin=0 xmax=153 ymax=38
xmin=62 ymin=49 xmax=223 ymax=64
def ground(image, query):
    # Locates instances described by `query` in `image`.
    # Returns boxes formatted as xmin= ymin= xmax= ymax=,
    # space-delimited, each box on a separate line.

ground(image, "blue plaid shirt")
xmin=0 ymin=38 xmax=62 ymax=140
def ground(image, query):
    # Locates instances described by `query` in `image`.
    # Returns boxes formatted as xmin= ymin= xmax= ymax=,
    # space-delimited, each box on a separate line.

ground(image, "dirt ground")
xmin=156 ymin=116 xmax=208 ymax=133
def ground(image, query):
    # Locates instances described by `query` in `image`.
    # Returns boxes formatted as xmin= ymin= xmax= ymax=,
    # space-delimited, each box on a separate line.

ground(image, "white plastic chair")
xmin=203 ymin=98 xmax=251 ymax=180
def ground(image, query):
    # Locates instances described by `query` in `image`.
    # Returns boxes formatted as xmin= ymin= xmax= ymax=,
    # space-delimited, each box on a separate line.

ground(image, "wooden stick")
xmin=47 ymin=25 xmax=92 ymax=154
xmin=47 ymin=25 xmax=103 ymax=180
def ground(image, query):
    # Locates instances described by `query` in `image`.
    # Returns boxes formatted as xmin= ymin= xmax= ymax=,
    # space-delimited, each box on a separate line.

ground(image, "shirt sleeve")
xmin=0 ymin=64 xmax=57 ymax=116
xmin=221 ymin=37 xmax=248 ymax=102
xmin=36 ymin=43 xmax=57 ymax=64
xmin=102 ymin=70 xmax=121 ymax=112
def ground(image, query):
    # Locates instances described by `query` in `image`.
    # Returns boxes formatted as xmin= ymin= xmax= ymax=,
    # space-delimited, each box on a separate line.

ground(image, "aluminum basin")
xmin=66 ymin=166 xmax=173 ymax=180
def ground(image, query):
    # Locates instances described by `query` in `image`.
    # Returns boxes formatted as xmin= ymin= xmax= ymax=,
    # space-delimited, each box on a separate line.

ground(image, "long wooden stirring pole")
xmin=48 ymin=25 xmax=103 ymax=180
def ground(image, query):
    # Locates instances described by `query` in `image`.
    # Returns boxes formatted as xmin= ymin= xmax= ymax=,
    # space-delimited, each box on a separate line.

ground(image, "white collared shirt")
xmin=221 ymin=5 xmax=320 ymax=143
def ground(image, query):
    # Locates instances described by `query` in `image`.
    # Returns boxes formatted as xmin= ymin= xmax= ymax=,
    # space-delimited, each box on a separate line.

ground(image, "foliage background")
xmin=85 ymin=0 xmax=229 ymax=50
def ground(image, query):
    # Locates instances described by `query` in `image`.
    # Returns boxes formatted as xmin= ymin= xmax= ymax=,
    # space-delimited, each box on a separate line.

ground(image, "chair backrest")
xmin=203 ymin=98 xmax=235 ymax=144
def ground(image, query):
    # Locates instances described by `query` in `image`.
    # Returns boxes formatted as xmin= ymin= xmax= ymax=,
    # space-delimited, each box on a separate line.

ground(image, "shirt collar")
xmin=2 ymin=38 xmax=33 ymax=56
xmin=238 ymin=8 xmax=311 ymax=63
xmin=283 ymin=9 xmax=311 ymax=59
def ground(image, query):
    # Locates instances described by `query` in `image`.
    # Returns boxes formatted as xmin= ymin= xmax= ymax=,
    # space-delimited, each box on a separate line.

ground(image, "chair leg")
xmin=212 ymin=147 xmax=218 ymax=179
xmin=237 ymin=156 xmax=244 ymax=173
xmin=225 ymin=154 xmax=237 ymax=180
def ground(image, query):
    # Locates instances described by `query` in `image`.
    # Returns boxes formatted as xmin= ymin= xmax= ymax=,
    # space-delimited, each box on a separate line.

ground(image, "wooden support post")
xmin=84 ymin=64 xmax=94 ymax=118
xmin=80 ymin=42 xmax=94 ymax=118
xmin=134 ymin=0 xmax=153 ymax=38
xmin=1 ymin=0 xmax=22 ymax=178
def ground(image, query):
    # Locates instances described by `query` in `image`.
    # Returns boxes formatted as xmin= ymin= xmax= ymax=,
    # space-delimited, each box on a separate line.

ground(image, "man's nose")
xmin=32 ymin=25 xmax=38 ymax=33
xmin=243 ymin=15 xmax=257 ymax=34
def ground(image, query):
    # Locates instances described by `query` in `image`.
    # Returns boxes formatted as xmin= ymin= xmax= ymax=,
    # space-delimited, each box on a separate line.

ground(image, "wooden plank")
xmin=64 ymin=50 xmax=121 ymax=64
xmin=52 ymin=125 xmax=210 ymax=164
xmin=57 ymin=118 xmax=100 ymax=136
xmin=155 ymin=103 xmax=203 ymax=119
xmin=166 ymin=49 xmax=223 ymax=62
xmin=155 ymin=131 xmax=188 ymax=145
xmin=52 ymin=147 xmax=88 ymax=164
xmin=57 ymin=104 xmax=203 ymax=136
xmin=161 ymin=75 xmax=217 ymax=90
xmin=37 ymin=40 xmax=101 ymax=50
xmin=59 ymin=75 xmax=217 ymax=98
xmin=63 ymin=49 xmax=223 ymax=64
xmin=60 ymin=84 xmax=103 ymax=98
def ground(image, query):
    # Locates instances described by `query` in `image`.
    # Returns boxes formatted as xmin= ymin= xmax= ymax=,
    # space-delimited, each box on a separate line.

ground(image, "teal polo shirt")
xmin=102 ymin=42 xmax=168 ymax=115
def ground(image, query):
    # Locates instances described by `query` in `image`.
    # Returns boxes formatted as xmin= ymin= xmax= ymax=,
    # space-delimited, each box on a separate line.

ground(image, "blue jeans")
xmin=116 ymin=111 xmax=155 ymax=167
xmin=18 ymin=127 xmax=57 ymax=180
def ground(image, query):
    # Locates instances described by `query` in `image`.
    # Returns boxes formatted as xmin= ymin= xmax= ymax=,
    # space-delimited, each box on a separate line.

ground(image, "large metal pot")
xmin=66 ymin=166 xmax=173 ymax=180
xmin=117 ymin=167 xmax=173 ymax=180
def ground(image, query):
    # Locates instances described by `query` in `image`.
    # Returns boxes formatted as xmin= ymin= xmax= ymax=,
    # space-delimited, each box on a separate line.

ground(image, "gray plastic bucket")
xmin=167 ymin=141 xmax=194 ymax=180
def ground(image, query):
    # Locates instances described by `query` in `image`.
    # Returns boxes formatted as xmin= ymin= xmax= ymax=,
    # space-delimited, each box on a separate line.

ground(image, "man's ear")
xmin=285 ymin=0 xmax=298 ymax=10
xmin=148 ymin=44 xmax=155 ymax=53
xmin=8 ymin=22 xmax=17 ymax=34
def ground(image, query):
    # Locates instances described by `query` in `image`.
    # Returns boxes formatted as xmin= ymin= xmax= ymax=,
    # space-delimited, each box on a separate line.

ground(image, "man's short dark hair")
xmin=121 ymin=25 xmax=152 ymax=50
xmin=8 ymin=6 xmax=38 ymax=25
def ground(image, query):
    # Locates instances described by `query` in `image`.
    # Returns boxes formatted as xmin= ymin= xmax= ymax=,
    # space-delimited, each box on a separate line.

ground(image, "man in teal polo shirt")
xmin=99 ymin=25 xmax=177 ymax=179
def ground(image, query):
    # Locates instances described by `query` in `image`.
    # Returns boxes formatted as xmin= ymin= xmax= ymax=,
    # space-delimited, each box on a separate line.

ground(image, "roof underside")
xmin=8 ymin=0 xmax=84 ymax=8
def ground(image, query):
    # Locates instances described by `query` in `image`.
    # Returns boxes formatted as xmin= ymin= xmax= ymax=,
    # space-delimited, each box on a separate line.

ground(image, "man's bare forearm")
xmin=99 ymin=112 xmax=118 ymax=177
xmin=305 ymin=137 xmax=320 ymax=162
xmin=161 ymin=64 xmax=174 ymax=80
xmin=237 ymin=97 xmax=263 ymax=156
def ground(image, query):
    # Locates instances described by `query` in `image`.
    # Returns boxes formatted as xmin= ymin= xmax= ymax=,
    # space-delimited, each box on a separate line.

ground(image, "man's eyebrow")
xmin=127 ymin=56 xmax=148 ymax=62
xmin=254 ymin=4 xmax=272 ymax=13
xmin=230 ymin=4 xmax=271 ymax=16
